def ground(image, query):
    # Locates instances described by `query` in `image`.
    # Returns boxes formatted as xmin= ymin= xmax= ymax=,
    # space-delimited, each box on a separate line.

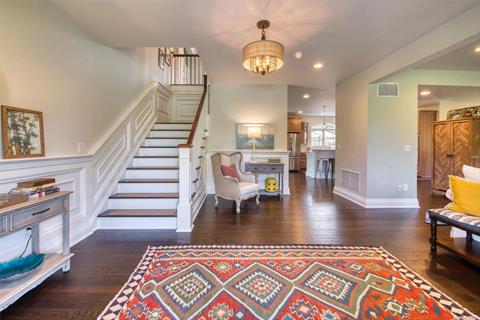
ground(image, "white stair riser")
xmin=131 ymin=157 xmax=178 ymax=167
xmin=108 ymin=198 xmax=178 ymax=209
xmin=143 ymin=139 xmax=187 ymax=147
xmin=117 ymin=183 xmax=179 ymax=193
xmin=153 ymin=123 xmax=192 ymax=130
xmin=125 ymin=169 xmax=179 ymax=179
xmin=97 ymin=217 xmax=177 ymax=230
xmin=97 ymin=217 xmax=177 ymax=229
xmin=148 ymin=131 xmax=190 ymax=138
xmin=136 ymin=148 xmax=179 ymax=157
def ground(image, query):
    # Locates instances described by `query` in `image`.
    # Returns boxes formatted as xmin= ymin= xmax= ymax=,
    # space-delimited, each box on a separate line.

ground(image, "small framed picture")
xmin=165 ymin=47 xmax=172 ymax=67
xmin=158 ymin=48 xmax=166 ymax=70
xmin=1 ymin=105 xmax=45 ymax=159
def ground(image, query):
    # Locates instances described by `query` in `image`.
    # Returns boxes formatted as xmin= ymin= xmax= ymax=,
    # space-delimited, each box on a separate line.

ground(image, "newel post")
xmin=177 ymin=146 xmax=193 ymax=232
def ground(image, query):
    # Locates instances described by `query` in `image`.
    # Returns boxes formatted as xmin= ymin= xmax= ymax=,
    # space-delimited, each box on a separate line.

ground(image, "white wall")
xmin=0 ymin=0 xmax=170 ymax=262
xmin=367 ymin=70 xmax=480 ymax=200
xmin=0 ymin=0 xmax=170 ymax=158
xmin=207 ymin=84 xmax=290 ymax=195
xmin=335 ymin=4 xmax=479 ymax=204
xmin=209 ymin=84 xmax=288 ymax=151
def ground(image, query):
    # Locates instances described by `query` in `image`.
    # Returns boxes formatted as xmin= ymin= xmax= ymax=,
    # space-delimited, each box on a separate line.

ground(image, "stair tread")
xmin=139 ymin=146 xmax=178 ymax=148
xmin=134 ymin=156 xmax=178 ymax=158
xmin=145 ymin=137 xmax=187 ymax=139
xmin=150 ymin=129 xmax=191 ymax=132
xmin=119 ymin=179 xmax=179 ymax=183
xmin=99 ymin=209 xmax=177 ymax=217
xmin=127 ymin=166 xmax=179 ymax=170
xmin=155 ymin=122 xmax=193 ymax=124
xmin=110 ymin=193 xmax=179 ymax=199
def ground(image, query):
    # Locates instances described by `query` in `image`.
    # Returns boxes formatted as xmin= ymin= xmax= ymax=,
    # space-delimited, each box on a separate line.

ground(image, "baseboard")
xmin=333 ymin=186 xmax=367 ymax=207
xmin=333 ymin=186 xmax=419 ymax=208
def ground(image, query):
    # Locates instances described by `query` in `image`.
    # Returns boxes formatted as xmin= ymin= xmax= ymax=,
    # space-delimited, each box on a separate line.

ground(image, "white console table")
xmin=0 ymin=191 xmax=73 ymax=312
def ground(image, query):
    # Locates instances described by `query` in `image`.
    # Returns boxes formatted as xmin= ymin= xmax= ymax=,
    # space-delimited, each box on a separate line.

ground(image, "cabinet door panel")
xmin=433 ymin=122 xmax=453 ymax=190
xmin=453 ymin=121 xmax=472 ymax=177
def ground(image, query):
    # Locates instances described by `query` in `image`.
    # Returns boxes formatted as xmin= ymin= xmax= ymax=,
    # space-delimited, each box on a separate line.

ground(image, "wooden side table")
xmin=244 ymin=162 xmax=285 ymax=198
xmin=0 ymin=191 xmax=73 ymax=312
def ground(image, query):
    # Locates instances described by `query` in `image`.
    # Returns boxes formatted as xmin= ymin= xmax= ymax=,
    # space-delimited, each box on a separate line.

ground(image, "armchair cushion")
xmin=221 ymin=164 xmax=240 ymax=180
xmin=238 ymin=182 xmax=259 ymax=196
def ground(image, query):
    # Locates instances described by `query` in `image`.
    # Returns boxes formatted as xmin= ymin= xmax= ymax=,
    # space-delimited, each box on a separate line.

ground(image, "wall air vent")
xmin=340 ymin=169 xmax=360 ymax=192
xmin=377 ymin=83 xmax=399 ymax=97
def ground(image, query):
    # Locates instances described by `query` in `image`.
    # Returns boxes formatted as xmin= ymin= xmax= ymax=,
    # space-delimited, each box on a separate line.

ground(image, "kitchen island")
xmin=306 ymin=149 xmax=335 ymax=179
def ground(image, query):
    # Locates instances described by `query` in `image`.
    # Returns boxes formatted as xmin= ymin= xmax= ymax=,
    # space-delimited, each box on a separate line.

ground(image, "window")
xmin=311 ymin=123 xmax=335 ymax=149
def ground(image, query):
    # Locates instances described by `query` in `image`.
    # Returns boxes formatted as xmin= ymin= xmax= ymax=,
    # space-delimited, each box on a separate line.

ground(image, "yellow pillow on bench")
xmin=447 ymin=175 xmax=480 ymax=216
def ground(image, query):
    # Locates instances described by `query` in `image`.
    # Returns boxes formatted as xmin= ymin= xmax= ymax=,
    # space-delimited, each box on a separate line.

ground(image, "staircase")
xmin=97 ymin=122 xmax=197 ymax=229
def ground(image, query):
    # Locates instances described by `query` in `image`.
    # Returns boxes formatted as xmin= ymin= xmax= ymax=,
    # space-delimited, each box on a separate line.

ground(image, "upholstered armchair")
xmin=211 ymin=152 xmax=260 ymax=214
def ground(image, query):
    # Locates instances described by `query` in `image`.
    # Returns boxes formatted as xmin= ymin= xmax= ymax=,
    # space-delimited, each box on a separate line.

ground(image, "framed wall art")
xmin=236 ymin=123 xmax=274 ymax=150
xmin=1 ymin=105 xmax=45 ymax=159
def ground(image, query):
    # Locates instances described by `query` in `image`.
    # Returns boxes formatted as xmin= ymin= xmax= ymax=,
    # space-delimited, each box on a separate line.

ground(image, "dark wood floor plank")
xmin=2 ymin=174 xmax=479 ymax=320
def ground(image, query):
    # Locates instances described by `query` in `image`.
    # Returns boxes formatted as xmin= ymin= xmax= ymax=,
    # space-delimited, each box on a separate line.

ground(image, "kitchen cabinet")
xmin=288 ymin=117 xmax=302 ymax=133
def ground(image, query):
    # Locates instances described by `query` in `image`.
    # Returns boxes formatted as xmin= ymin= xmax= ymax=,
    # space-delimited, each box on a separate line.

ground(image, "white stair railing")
xmin=171 ymin=54 xmax=205 ymax=85
xmin=177 ymin=75 xmax=208 ymax=232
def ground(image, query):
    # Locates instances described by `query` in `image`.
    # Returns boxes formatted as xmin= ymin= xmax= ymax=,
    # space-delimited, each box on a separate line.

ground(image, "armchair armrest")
xmin=216 ymin=175 xmax=241 ymax=197
xmin=239 ymin=171 xmax=256 ymax=184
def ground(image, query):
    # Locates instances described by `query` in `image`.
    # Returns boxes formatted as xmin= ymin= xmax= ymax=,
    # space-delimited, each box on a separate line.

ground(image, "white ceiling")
xmin=416 ymin=42 xmax=480 ymax=71
xmin=288 ymin=86 xmax=334 ymax=116
xmin=53 ymin=0 xmax=477 ymax=116
xmin=418 ymin=85 xmax=480 ymax=106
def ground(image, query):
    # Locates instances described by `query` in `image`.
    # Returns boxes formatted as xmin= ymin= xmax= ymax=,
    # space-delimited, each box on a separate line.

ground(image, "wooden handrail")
xmin=178 ymin=74 xmax=208 ymax=148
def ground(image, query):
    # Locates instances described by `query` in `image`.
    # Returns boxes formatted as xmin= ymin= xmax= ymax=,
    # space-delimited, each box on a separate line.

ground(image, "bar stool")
xmin=314 ymin=158 xmax=328 ymax=179
xmin=314 ymin=157 xmax=335 ymax=180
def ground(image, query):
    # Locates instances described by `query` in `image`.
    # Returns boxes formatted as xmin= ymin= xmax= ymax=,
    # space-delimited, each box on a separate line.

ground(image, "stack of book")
xmin=9 ymin=178 xmax=60 ymax=199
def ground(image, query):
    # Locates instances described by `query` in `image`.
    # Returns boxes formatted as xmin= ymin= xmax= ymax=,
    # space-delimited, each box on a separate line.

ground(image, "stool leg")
xmin=323 ymin=160 xmax=328 ymax=180
xmin=466 ymin=231 xmax=473 ymax=244
xmin=430 ymin=218 xmax=437 ymax=253
xmin=331 ymin=159 xmax=335 ymax=180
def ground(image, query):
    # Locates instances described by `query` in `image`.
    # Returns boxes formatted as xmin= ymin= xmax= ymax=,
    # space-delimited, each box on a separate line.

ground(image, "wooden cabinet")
xmin=288 ymin=117 xmax=302 ymax=133
xmin=432 ymin=118 xmax=480 ymax=192
xmin=300 ymin=152 xmax=307 ymax=170
xmin=417 ymin=110 xmax=437 ymax=179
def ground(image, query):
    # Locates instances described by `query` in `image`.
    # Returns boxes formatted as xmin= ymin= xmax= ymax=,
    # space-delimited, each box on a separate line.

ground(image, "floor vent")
xmin=377 ymin=83 xmax=399 ymax=97
xmin=340 ymin=169 xmax=360 ymax=192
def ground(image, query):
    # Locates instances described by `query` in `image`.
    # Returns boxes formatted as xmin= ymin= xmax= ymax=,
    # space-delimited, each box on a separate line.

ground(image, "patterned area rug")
xmin=98 ymin=245 xmax=478 ymax=320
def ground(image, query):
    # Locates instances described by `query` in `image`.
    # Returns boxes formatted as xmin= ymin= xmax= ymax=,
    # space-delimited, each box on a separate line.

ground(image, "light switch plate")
xmin=404 ymin=145 xmax=412 ymax=152
xmin=77 ymin=142 xmax=86 ymax=154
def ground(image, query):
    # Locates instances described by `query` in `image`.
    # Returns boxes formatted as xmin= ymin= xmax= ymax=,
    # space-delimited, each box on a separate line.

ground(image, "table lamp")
xmin=247 ymin=126 xmax=262 ymax=162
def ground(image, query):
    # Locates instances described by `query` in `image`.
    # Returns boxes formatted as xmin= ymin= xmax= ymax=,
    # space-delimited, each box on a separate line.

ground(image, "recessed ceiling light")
xmin=298 ymin=110 xmax=303 ymax=114
xmin=303 ymin=94 xmax=310 ymax=99
xmin=475 ymin=46 xmax=480 ymax=53
xmin=313 ymin=62 xmax=323 ymax=69
xmin=294 ymin=51 xmax=303 ymax=59
xmin=420 ymin=90 xmax=431 ymax=96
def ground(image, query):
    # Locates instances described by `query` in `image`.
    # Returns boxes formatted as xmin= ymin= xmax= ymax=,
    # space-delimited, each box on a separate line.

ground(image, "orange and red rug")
xmin=98 ymin=245 xmax=477 ymax=320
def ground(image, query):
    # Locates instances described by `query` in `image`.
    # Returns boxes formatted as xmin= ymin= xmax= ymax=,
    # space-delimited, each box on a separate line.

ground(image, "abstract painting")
xmin=236 ymin=123 xmax=274 ymax=150
xmin=1 ymin=105 xmax=45 ymax=159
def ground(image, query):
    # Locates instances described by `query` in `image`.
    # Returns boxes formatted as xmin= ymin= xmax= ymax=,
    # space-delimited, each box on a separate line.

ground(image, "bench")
xmin=427 ymin=208 xmax=480 ymax=266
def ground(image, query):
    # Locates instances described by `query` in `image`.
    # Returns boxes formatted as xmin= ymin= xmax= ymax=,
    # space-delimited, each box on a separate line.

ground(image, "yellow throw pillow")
xmin=446 ymin=175 xmax=480 ymax=216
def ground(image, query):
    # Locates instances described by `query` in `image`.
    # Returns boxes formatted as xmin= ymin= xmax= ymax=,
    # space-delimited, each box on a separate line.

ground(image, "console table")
xmin=245 ymin=162 xmax=285 ymax=198
xmin=0 ymin=191 xmax=73 ymax=312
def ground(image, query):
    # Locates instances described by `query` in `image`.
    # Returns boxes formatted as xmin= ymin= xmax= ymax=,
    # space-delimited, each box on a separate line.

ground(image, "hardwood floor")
xmin=2 ymin=173 xmax=479 ymax=319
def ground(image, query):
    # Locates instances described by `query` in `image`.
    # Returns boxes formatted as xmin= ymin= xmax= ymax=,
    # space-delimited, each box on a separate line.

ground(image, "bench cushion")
xmin=426 ymin=208 xmax=480 ymax=231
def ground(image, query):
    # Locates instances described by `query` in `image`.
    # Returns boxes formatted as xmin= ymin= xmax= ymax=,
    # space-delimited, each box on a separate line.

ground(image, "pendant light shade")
xmin=242 ymin=20 xmax=284 ymax=75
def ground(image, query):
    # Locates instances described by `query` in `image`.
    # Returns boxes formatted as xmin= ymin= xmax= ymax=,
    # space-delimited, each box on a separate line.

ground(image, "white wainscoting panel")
xmin=170 ymin=85 xmax=203 ymax=122
xmin=0 ymin=81 xmax=171 ymax=262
